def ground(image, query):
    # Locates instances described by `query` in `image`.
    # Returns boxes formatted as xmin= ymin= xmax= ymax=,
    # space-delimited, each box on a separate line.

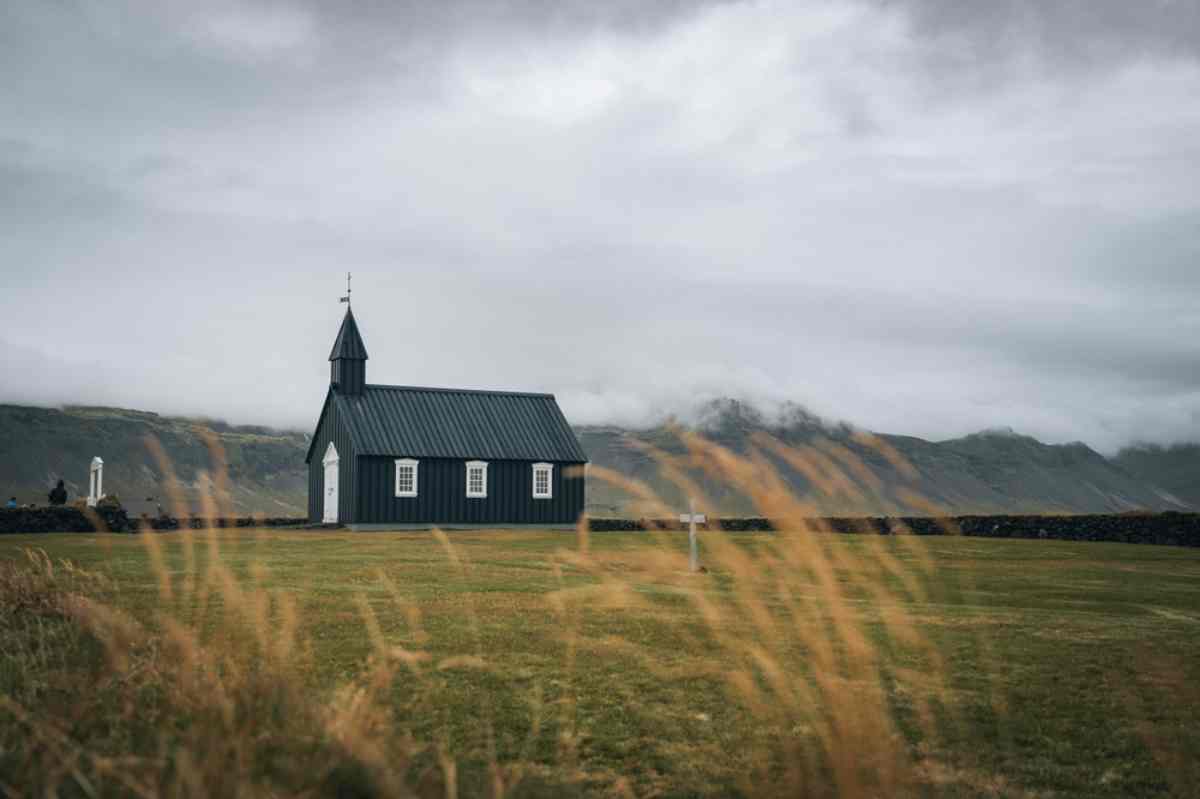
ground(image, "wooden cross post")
xmin=679 ymin=497 xmax=706 ymax=573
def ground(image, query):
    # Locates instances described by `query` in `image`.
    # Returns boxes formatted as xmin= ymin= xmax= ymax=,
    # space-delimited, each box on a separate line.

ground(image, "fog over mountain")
xmin=2 ymin=1 xmax=1198 ymax=453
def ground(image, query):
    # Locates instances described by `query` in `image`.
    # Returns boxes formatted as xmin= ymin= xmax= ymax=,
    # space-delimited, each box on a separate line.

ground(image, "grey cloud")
xmin=882 ymin=0 xmax=1200 ymax=63
xmin=296 ymin=0 xmax=741 ymax=43
xmin=853 ymin=0 xmax=1200 ymax=118
xmin=0 ymin=162 xmax=129 ymax=231
xmin=1 ymin=0 xmax=1198 ymax=454
xmin=1081 ymin=212 xmax=1200 ymax=293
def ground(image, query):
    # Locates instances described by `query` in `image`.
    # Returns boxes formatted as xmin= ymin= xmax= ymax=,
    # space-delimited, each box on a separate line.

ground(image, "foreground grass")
xmin=2 ymin=529 xmax=1199 ymax=797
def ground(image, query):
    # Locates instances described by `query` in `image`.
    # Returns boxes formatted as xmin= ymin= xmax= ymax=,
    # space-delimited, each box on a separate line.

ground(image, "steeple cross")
xmin=340 ymin=272 xmax=352 ymax=306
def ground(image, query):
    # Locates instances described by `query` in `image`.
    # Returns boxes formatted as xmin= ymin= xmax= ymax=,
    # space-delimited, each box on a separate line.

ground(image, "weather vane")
xmin=340 ymin=272 xmax=351 ymax=306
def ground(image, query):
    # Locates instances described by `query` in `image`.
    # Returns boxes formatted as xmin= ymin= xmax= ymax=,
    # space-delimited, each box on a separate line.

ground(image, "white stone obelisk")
xmin=88 ymin=457 xmax=104 ymax=507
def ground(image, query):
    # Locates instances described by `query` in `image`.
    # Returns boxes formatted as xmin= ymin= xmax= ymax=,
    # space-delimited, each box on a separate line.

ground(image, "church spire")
xmin=329 ymin=307 xmax=368 ymax=394
xmin=329 ymin=306 xmax=368 ymax=361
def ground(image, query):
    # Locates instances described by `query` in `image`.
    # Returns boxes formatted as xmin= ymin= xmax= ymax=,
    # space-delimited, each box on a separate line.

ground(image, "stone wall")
xmin=0 ymin=508 xmax=306 ymax=534
xmin=140 ymin=516 xmax=309 ymax=531
xmin=589 ymin=513 xmax=1200 ymax=547
xmin=4 ymin=508 xmax=1198 ymax=547
xmin=0 ymin=505 xmax=131 ymax=534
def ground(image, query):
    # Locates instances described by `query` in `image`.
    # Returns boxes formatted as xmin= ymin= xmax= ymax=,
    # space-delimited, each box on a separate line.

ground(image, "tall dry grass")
xmin=556 ymin=430 xmax=982 ymax=796
xmin=2 ymin=427 xmax=993 ymax=797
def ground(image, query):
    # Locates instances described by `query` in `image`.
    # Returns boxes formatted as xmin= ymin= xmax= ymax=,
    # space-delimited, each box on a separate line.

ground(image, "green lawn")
xmin=2 ymin=530 xmax=1199 ymax=797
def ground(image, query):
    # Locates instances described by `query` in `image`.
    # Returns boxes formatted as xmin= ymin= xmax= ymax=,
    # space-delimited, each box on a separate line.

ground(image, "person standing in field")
xmin=48 ymin=479 xmax=68 ymax=506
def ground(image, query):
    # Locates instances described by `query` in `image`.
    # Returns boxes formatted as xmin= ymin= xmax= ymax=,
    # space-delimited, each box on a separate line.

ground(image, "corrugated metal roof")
xmin=334 ymin=385 xmax=588 ymax=462
xmin=329 ymin=308 xmax=369 ymax=361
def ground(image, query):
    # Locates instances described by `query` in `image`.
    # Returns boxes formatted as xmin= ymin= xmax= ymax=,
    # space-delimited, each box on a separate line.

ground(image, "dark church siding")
xmin=309 ymin=307 xmax=587 ymax=526
xmin=306 ymin=395 xmax=358 ymax=524
xmin=355 ymin=457 xmax=585 ymax=525
xmin=331 ymin=358 xmax=365 ymax=395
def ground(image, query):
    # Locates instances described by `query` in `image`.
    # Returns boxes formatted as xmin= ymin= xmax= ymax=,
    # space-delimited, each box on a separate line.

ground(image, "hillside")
xmin=0 ymin=405 xmax=308 ymax=516
xmin=579 ymin=400 xmax=1196 ymax=516
xmin=0 ymin=401 xmax=1194 ymax=518
xmin=1113 ymin=443 xmax=1200 ymax=509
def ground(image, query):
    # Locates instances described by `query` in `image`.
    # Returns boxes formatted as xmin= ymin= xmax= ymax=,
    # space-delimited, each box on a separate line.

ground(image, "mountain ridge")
xmin=576 ymin=398 xmax=1195 ymax=516
xmin=0 ymin=400 xmax=1194 ymax=517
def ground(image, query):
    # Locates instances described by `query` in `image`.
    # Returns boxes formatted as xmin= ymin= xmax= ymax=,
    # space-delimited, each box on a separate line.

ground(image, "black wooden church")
xmin=306 ymin=307 xmax=587 ymax=528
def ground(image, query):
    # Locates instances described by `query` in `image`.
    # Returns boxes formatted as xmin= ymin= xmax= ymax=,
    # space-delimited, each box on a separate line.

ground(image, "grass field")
xmin=2 ymin=529 xmax=1199 ymax=797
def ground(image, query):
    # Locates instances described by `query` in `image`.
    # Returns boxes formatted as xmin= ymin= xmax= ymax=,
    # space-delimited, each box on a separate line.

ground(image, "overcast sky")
xmin=2 ymin=0 xmax=1198 ymax=452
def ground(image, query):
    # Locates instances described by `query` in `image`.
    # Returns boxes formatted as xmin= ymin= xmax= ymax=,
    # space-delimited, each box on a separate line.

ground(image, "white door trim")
xmin=322 ymin=442 xmax=339 ymax=523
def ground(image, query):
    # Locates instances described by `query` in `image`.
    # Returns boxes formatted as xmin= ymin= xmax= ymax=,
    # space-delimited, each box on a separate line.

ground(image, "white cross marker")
xmin=679 ymin=497 xmax=706 ymax=573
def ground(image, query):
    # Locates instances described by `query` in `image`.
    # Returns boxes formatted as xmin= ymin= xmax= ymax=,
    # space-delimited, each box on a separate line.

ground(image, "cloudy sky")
xmin=2 ymin=0 xmax=1198 ymax=452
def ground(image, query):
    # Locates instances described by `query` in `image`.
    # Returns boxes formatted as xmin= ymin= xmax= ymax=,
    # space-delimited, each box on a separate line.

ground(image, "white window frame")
xmin=394 ymin=458 xmax=419 ymax=498
xmin=465 ymin=460 xmax=488 ymax=499
xmin=532 ymin=462 xmax=553 ymax=499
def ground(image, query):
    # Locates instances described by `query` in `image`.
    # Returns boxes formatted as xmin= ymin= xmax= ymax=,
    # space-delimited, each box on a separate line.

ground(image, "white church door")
xmin=322 ymin=442 xmax=340 ymax=523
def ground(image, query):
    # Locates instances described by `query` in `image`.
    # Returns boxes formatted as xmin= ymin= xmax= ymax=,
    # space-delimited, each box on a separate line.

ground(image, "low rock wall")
xmin=5 ymin=508 xmax=1198 ymax=547
xmin=589 ymin=513 xmax=1200 ymax=547
xmin=0 ymin=508 xmax=306 ymax=534
xmin=140 ymin=516 xmax=309 ymax=531
xmin=0 ymin=505 xmax=132 ymax=534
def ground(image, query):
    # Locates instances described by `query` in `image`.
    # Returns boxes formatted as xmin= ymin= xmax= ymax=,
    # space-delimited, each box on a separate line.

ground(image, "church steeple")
xmin=329 ymin=307 xmax=368 ymax=395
